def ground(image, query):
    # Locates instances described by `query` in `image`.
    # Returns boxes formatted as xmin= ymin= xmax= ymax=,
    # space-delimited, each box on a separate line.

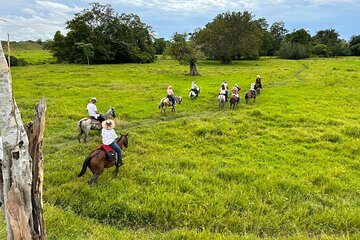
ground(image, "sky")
xmin=0 ymin=0 xmax=359 ymax=42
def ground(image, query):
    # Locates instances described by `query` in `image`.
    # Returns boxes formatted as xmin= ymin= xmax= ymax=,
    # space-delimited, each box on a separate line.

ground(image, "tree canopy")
xmin=193 ymin=11 xmax=263 ymax=63
xmin=50 ymin=3 xmax=155 ymax=64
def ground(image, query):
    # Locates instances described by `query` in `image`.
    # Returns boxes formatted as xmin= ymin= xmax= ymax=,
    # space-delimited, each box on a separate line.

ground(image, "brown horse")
xmin=255 ymin=82 xmax=262 ymax=95
xmin=158 ymin=96 xmax=182 ymax=114
xmin=77 ymin=133 xmax=129 ymax=185
xmin=245 ymin=90 xmax=256 ymax=103
xmin=255 ymin=76 xmax=262 ymax=94
xmin=230 ymin=95 xmax=239 ymax=109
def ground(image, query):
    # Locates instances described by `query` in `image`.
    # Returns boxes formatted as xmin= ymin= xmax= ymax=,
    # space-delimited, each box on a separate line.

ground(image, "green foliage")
xmin=50 ymin=2 xmax=155 ymax=64
xmin=153 ymin=38 xmax=169 ymax=55
xmin=279 ymin=29 xmax=312 ymax=59
xmin=3 ymin=56 xmax=360 ymax=239
xmin=312 ymin=29 xmax=344 ymax=57
xmin=313 ymin=44 xmax=330 ymax=57
xmin=194 ymin=11 xmax=263 ymax=63
xmin=349 ymin=35 xmax=360 ymax=56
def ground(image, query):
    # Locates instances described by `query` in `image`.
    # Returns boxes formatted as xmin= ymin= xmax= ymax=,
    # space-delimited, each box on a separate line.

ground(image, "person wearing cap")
xmin=101 ymin=119 xmax=123 ymax=167
xmin=191 ymin=81 xmax=199 ymax=96
xmin=167 ymin=85 xmax=176 ymax=106
xmin=232 ymin=84 xmax=240 ymax=103
xmin=87 ymin=97 xmax=105 ymax=123
xmin=256 ymin=75 xmax=262 ymax=89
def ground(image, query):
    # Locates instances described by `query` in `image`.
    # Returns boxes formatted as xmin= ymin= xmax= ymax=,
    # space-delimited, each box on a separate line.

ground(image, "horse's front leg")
xmin=114 ymin=166 xmax=120 ymax=177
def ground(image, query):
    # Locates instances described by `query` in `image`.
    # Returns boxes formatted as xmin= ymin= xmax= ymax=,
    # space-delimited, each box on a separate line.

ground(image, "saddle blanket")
xmin=96 ymin=144 xmax=113 ymax=152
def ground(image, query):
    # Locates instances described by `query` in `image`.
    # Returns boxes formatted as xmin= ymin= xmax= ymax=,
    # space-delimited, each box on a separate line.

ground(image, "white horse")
xmin=189 ymin=87 xmax=200 ymax=99
xmin=77 ymin=107 xmax=116 ymax=142
xmin=158 ymin=96 xmax=182 ymax=114
xmin=218 ymin=94 xmax=226 ymax=110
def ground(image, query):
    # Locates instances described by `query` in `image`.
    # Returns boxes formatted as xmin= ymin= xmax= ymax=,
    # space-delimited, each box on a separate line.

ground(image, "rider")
xmin=250 ymin=83 xmax=257 ymax=96
xmin=167 ymin=85 xmax=176 ymax=106
xmin=191 ymin=81 xmax=199 ymax=96
xmin=87 ymin=97 xmax=105 ymax=123
xmin=219 ymin=84 xmax=227 ymax=100
xmin=232 ymin=84 xmax=240 ymax=103
xmin=222 ymin=80 xmax=229 ymax=101
xmin=101 ymin=119 xmax=123 ymax=167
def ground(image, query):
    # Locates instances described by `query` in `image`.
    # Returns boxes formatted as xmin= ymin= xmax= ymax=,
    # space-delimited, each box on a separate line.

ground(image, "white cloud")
xmin=0 ymin=1 xmax=82 ymax=41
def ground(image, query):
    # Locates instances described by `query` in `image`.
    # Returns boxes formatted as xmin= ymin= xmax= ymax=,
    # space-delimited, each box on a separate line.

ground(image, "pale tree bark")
xmin=0 ymin=42 xmax=46 ymax=239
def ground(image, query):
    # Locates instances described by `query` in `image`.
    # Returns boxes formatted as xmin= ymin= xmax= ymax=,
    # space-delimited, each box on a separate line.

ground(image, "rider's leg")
xmin=109 ymin=142 xmax=123 ymax=166
xmin=97 ymin=115 xmax=105 ymax=123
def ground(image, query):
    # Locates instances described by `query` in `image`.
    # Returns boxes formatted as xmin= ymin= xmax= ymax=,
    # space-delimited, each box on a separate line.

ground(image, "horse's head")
xmin=118 ymin=133 xmax=129 ymax=148
xmin=177 ymin=96 xmax=182 ymax=105
xmin=111 ymin=107 xmax=116 ymax=118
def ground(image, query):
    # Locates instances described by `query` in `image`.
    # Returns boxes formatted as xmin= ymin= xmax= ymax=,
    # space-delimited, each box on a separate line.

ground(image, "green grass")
xmin=2 ymin=56 xmax=360 ymax=239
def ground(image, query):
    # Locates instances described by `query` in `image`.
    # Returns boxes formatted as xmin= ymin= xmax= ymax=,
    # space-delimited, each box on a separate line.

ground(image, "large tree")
xmin=194 ymin=11 xmax=263 ymax=63
xmin=312 ymin=29 xmax=343 ymax=56
xmin=278 ymin=29 xmax=312 ymax=59
xmin=165 ymin=33 xmax=201 ymax=76
xmin=349 ymin=35 xmax=360 ymax=56
xmin=50 ymin=2 xmax=155 ymax=64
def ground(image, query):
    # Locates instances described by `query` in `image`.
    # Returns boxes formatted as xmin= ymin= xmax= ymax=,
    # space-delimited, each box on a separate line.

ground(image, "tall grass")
xmin=2 ymin=56 xmax=359 ymax=239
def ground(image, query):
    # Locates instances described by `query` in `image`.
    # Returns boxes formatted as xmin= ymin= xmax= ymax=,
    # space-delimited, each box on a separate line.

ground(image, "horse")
xmin=245 ymin=90 xmax=256 ymax=103
xmin=158 ymin=96 xmax=182 ymax=114
xmin=189 ymin=87 xmax=200 ymax=99
xmin=255 ymin=77 xmax=262 ymax=94
xmin=218 ymin=94 xmax=226 ymax=110
xmin=230 ymin=95 xmax=240 ymax=109
xmin=255 ymin=82 xmax=262 ymax=95
xmin=77 ymin=133 xmax=129 ymax=185
xmin=77 ymin=107 xmax=116 ymax=143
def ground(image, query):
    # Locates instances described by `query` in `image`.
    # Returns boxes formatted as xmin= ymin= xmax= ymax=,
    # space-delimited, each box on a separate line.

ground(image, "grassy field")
xmin=1 ymin=53 xmax=360 ymax=239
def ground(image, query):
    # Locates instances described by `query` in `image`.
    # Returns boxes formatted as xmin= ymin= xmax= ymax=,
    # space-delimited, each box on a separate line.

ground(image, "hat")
xmin=101 ymin=119 xmax=115 ymax=130
xmin=234 ymin=84 xmax=238 ymax=88
xmin=168 ymin=85 xmax=172 ymax=89
xmin=90 ymin=97 xmax=97 ymax=102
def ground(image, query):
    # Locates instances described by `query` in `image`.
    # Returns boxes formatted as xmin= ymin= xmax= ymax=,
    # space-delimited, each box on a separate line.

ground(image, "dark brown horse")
xmin=255 ymin=82 xmax=262 ymax=95
xmin=230 ymin=95 xmax=239 ymax=109
xmin=245 ymin=90 xmax=256 ymax=103
xmin=255 ymin=76 xmax=262 ymax=94
xmin=77 ymin=133 xmax=129 ymax=185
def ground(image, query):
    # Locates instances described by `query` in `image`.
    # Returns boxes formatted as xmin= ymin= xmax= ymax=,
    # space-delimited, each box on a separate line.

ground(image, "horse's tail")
xmin=77 ymin=118 xmax=87 ymax=134
xmin=77 ymin=153 xmax=94 ymax=177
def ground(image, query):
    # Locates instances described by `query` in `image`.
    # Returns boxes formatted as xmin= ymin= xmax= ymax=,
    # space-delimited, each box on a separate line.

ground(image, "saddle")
xmin=97 ymin=144 xmax=116 ymax=161
xmin=90 ymin=119 xmax=102 ymax=130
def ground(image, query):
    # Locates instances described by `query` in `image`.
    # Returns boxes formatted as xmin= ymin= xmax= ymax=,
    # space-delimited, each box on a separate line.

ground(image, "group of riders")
xmin=85 ymin=75 xmax=262 ymax=167
xmin=219 ymin=75 xmax=262 ymax=103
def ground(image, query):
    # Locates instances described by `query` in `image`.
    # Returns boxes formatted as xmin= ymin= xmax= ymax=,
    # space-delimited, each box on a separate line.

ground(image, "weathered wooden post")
xmin=0 ymin=41 xmax=46 ymax=239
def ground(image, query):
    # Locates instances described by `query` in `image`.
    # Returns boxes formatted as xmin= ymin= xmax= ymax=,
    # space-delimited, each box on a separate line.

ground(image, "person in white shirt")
xmin=250 ymin=83 xmax=256 ymax=96
xmin=87 ymin=97 xmax=105 ymax=122
xmin=191 ymin=81 xmax=199 ymax=95
xmin=101 ymin=119 xmax=123 ymax=167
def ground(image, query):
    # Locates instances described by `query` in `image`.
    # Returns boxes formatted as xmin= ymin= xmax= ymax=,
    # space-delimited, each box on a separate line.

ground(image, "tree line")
xmin=44 ymin=3 xmax=360 ymax=68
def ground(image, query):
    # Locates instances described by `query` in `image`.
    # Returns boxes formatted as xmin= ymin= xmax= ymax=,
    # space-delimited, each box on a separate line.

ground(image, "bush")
xmin=313 ymin=44 xmax=330 ymax=57
xmin=5 ymin=54 xmax=28 ymax=66
xmin=278 ymin=41 xmax=311 ymax=59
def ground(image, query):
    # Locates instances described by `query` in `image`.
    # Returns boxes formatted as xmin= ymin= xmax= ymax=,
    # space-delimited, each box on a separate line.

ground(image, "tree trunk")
xmin=0 ymin=41 xmax=46 ymax=239
xmin=26 ymin=98 xmax=47 ymax=240
xmin=189 ymin=60 xmax=200 ymax=76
